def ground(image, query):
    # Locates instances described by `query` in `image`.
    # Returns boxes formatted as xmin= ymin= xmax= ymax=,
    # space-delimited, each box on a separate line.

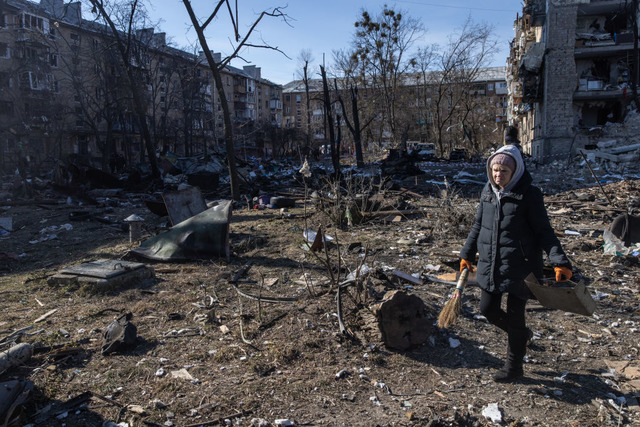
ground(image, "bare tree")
xmin=297 ymin=49 xmax=314 ymax=156
xmin=180 ymin=0 xmax=289 ymax=200
xmin=351 ymin=5 xmax=423 ymax=151
xmin=412 ymin=45 xmax=436 ymax=149
xmin=320 ymin=65 xmax=339 ymax=176
xmin=333 ymin=49 xmax=380 ymax=168
xmin=88 ymin=0 xmax=161 ymax=179
xmin=424 ymin=17 xmax=497 ymax=156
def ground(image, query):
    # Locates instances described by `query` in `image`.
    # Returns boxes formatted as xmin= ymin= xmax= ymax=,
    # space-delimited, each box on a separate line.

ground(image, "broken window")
xmin=20 ymin=13 xmax=44 ymax=30
xmin=23 ymin=47 xmax=37 ymax=60
xmin=19 ymin=71 xmax=40 ymax=90
xmin=46 ymin=74 xmax=58 ymax=92
xmin=0 ymin=42 xmax=8 ymax=58
xmin=0 ymin=100 xmax=13 ymax=115
xmin=77 ymin=136 xmax=88 ymax=154
xmin=49 ymin=20 xmax=56 ymax=39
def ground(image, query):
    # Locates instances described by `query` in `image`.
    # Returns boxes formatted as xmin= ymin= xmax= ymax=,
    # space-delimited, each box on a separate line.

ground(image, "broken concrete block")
xmin=47 ymin=259 xmax=154 ymax=292
xmin=370 ymin=290 xmax=432 ymax=351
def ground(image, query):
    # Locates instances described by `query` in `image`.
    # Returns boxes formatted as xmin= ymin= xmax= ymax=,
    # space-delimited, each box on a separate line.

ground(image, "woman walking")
xmin=459 ymin=144 xmax=572 ymax=382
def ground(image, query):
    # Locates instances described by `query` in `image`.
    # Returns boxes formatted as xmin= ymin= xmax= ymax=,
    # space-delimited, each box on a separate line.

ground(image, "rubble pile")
xmin=578 ymin=110 xmax=640 ymax=174
xmin=1 ymin=161 xmax=640 ymax=426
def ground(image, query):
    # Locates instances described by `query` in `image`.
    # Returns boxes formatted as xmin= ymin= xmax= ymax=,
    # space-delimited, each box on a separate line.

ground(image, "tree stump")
xmin=370 ymin=290 xmax=432 ymax=351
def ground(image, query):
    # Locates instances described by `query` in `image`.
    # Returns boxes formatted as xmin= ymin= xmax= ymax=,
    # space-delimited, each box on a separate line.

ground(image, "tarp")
xmin=131 ymin=200 xmax=232 ymax=261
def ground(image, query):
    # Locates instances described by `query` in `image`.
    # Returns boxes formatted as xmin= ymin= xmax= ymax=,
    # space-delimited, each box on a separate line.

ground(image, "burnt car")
xmin=448 ymin=148 xmax=468 ymax=162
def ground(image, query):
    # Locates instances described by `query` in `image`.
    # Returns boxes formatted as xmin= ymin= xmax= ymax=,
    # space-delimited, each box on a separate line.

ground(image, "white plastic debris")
xmin=299 ymin=158 xmax=311 ymax=177
xmin=347 ymin=264 xmax=370 ymax=280
xmin=274 ymin=419 xmax=294 ymax=426
xmin=603 ymin=229 xmax=640 ymax=256
xmin=482 ymin=403 xmax=502 ymax=423
xmin=554 ymin=371 xmax=569 ymax=384
xmin=335 ymin=369 xmax=350 ymax=379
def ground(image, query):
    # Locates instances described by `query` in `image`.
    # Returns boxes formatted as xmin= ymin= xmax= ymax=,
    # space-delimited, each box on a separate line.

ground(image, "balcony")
xmin=577 ymin=0 xmax=627 ymax=15
xmin=574 ymin=87 xmax=630 ymax=101
xmin=575 ymin=42 xmax=634 ymax=59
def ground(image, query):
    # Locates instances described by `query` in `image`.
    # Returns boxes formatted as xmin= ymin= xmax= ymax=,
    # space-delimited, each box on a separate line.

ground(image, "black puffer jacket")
xmin=460 ymin=147 xmax=571 ymax=299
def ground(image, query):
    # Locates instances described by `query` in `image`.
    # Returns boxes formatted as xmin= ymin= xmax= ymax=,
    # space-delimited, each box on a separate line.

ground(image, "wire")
xmin=394 ymin=0 xmax=517 ymax=13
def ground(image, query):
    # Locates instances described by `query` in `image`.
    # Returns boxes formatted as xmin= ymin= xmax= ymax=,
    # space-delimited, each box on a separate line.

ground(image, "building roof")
xmin=282 ymin=66 xmax=507 ymax=93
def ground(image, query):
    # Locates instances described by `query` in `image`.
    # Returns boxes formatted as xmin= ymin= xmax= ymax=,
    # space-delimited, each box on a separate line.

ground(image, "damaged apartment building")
xmin=508 ymin=0 xmax=639 ymax=162
xmin=0 ymin=0 xmax=283 ymax=175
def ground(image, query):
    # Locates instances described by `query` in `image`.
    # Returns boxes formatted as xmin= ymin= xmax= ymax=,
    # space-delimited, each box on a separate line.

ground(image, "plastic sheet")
xmin=603 ymin=229 xmax=640 ymax=256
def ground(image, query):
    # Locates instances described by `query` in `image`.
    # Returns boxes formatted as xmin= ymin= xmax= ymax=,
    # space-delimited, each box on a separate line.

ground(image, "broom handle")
xmin=456 ymin=268 xmax=470 ymax=291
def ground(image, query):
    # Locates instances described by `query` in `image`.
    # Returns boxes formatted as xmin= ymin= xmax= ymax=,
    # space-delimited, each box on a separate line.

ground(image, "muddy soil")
xmin=1 ymin=171 xmax=639 ymax=426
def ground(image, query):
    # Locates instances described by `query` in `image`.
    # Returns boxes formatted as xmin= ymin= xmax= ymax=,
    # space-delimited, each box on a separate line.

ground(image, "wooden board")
xmin=162 ymin=187 xmax=207 ymax=226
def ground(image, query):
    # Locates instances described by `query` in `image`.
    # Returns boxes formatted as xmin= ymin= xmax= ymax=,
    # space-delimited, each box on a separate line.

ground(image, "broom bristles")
xmin=437 ymin=290 xmax=462 ymax=328
xmin=437 ymin=268 xmax=469 ymax=329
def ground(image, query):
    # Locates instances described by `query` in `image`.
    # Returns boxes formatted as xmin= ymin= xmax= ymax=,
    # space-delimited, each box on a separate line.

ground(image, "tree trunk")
xmin=321 ymin=66 xmax=339 ymax=177
xmin=351 ymin=87 xmax=365 ymax=168
xmin=88 ymin=0 xmax=160 ymax=181
xmin=632 ymin=0 xmax=640 ymax=111
xmin=182 ymin=0 xmax=240 ymax=199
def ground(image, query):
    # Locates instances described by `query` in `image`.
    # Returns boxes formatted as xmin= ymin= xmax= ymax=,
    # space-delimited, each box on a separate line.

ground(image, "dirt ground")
xmin=1 ymin=165 xmax=640 ymax=426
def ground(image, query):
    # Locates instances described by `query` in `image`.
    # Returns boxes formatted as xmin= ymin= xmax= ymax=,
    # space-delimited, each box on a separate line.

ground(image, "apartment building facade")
xmin=508 ymin=0 xmax=637 ymax=162
xmin=0 ymin=0 xmax=283 ymax=174
xmin=282 ymin=67 xmax=509 ymax=158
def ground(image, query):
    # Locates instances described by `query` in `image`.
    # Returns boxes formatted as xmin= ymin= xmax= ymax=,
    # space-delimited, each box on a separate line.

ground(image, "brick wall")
xmin=540 ymin=1 xmax=579 ymax=160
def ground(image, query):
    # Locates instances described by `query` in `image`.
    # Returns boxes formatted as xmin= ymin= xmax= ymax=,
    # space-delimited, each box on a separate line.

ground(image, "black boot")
xmin=493 ymin=327 xmax=528 ymax=382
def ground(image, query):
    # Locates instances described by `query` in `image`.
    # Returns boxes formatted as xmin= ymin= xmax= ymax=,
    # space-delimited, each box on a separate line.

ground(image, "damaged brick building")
xmin=0 ymin=0 xmax=283 ymax=175
xmin=508 ymin=0 xmax=639 ymax=162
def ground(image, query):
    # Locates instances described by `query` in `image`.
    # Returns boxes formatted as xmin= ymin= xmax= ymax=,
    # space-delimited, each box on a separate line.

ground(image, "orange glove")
xmin=554 ymin=266 xmax=572 ymax=282
xmin=460 ymin=259 xmax=474 ymax=272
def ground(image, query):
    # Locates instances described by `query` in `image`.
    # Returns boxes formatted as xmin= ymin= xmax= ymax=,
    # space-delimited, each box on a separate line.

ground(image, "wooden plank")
xmin=392 ymin=270 xmax=423 ymax=286
xmin=162 ymin=187 xmax=207 ymax=225
xmin=34 ymin=309 xmax=58 ymax=323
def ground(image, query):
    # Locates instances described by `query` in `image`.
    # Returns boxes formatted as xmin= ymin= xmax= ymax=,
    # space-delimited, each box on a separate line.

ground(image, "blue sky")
xmin=146 ymin=1 xmax=522 ymax=85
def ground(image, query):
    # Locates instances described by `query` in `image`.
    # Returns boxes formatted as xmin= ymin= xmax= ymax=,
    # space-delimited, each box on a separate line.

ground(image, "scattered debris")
xmin=482 ymin=403 xmax=503 ymax=423
xmin=101 ymin=313 xmax=138 ymax=355
xmin=162 ymin=186 xmax=208 ymax=226
xmin=0 ymin=343 xmax=33 ymax=375
xmin=47 ymin=259 xmax=155 ymax=292
xmin=0 ymin=380 xmax=33 ymax=426
xmin=370 ymin=290 xmax=433 ymax=351
xmin=131 ymin=200 xmax=232 ymax=261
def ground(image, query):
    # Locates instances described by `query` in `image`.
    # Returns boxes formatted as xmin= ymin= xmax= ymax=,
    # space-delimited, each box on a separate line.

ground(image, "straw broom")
xmin=437 ymin=268 xmax=470 ymax=328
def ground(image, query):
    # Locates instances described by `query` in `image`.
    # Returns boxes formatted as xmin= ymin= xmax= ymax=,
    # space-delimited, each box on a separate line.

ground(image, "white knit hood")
xmin=486 ymin=144 xmax=525 ymax=194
